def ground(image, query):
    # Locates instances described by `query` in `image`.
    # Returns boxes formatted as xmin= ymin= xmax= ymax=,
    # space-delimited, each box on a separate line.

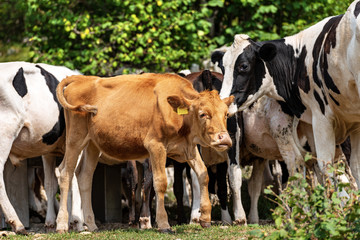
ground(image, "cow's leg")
xmin=76 ymin=141 xmax=100 ymax=232
xmin=227 ymin=158 xmax=246 ymax=225
xmin=216 ymin=161 xmax=232 ymax=225
xmin=56 ymin=115 xmax=88 ymax=233
xmin=311 ymin=117 xmax=349 ymax=198
xmin=0 ymin=157 xmax=27 ymax=234
xmin=270 ymin=160 xmax=283 ymax=195
xmin=248 ymin=159 xmax=267 ymax=224
xmin=0 ymin=121 xmax=26 ymax=234
xmin=183 ymin=166 xmax=191 ymax=207
xmin=173 ymin=161 xmax=187 ymax=224
xmin=350 ymin=132 xmax=360 ymax=189
xmin=126 ymin=160 xmax=138 ymax=227
xmin=186 ymin=148 xmax=211 ymax=228
xmin=70 ymin=155 xmax=84 ymax=232
xmin=227 ymin=115 xmax=246 ymax=225
xmin=42 ymin=154 xmax=58 ymax=231
xmin=189 ymin=168 xmax=201 ymax=224
xmin=312 ymin=117 xmax=336 ymax=177
xmin=139 ymin=158 xmax=153 ymax=229
xmin=145 ymin=141 xmax=171 ymax=232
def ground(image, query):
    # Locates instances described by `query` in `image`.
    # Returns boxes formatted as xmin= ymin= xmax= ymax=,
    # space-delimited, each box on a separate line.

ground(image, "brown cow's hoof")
xmin=200 ymin=220 xmax=211 ymax=228
xmin=159 ymin=228 xmax=175 ymax=234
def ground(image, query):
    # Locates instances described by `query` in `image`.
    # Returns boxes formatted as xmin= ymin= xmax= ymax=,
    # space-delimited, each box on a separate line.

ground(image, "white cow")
xmin=0 ymin=62 xmax=80 ymax=234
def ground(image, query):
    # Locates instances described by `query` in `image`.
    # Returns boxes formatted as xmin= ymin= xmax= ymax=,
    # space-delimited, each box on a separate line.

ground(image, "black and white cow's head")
xmin=212 ymin=34 xmax=306 ymax=118
xmin=212 ymin=34 xmax=278 ymax=114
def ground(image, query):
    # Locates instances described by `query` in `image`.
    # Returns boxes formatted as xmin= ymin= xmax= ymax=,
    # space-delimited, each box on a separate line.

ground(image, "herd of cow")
xmin=1 ymin=0 xmax=360 ymax=235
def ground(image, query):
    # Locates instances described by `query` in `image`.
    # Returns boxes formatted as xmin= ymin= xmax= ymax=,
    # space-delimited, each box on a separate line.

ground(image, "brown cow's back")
xmin=62 ymin=73 xmax=196 ymax=160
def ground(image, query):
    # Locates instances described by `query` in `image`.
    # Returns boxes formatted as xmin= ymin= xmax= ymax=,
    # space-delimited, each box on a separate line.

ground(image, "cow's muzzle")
xmin=211 ymin=131 xmax=232 ymax=151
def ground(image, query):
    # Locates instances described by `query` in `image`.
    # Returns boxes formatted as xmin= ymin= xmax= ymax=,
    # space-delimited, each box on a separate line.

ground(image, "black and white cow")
xmin=0 ymin=62 xmax=80 ymax=234
xmin=212 ymin=0 xmax=360 ymax=190
xmin=183 ymin=70 xmax=304 ymax=224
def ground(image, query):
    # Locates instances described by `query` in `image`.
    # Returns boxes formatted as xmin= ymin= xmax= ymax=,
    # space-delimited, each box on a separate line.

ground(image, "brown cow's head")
xmin=167 ymin=90 xmax=234 ymax=151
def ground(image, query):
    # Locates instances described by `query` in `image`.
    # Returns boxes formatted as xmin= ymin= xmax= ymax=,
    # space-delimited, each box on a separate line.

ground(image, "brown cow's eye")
xmin=200 ymin=113 xmax=207 ymax=118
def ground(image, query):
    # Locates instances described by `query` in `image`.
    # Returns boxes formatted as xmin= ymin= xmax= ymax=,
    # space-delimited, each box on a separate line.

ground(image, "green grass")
xmin=6 ymin=224 xmax=275 ymax=240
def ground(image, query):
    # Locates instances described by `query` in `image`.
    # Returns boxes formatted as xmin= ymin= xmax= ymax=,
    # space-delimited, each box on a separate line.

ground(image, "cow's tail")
xmin=56 ymin=76 xmax=98 ymax=114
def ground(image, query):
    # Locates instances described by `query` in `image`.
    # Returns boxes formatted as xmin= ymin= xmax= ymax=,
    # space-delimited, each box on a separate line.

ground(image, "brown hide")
xmin=55 ymin=73 xmax=233 ymax=232
xmin=58 ymin=73 xmax=232 ymax=160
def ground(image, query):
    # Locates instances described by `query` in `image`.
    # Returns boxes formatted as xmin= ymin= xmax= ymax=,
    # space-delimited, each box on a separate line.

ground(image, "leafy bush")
xmin=24 ymin=0 xmax=216 ymax=75
xmin=212 ymin=0 xmax=353 ymax=45
xmin=0 ymin=0 xmax=353 ymax=75
xmin=250 ymin=159 xmax=360 ymax=240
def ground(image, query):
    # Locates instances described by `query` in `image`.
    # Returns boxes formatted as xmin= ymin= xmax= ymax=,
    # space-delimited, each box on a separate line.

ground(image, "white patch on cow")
xmin=139 ymin=216 xmax=152 ymax=229
xmin=228 ymin=103 xmax=238 ymax=116
xmin=219 ymin=35 xmax=251 ymax=100
xmin=179 ymin=69 xmax=191 ymax=76
xmin=70 ymin=171 xmax=84 ymax=232
xmin=189 ymin=168 xmax=201 ymax=224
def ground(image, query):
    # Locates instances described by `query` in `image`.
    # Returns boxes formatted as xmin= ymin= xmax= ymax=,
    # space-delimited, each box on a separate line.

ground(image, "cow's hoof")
xmin=190 ymin=218 xmax=200 ymax=224
xmin=233 ymin=219 xmax=247 ymax=226
xmin=86 ymin=226 xmax=99 ymax=232
xmin=15 ymin=228 xmax=27 ymax=235
xmin=159 ymin=228 xmax=175 ymax=234
xmin=129 ymin=222 xmax=138 ymax=229
xmin=139 ymin=217 xmax=152 ymax=229
xmin=56 ymin=229 xmax=68 ymax=234
xmin=45 ymin=224 xmax=56 ymax=233
xmin=200 ymin=220 xmax=211 ymax=228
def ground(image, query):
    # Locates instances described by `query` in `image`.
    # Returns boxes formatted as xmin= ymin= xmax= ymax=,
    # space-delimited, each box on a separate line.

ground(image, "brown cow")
xmin=55 ymin=73 xmax=233 ymax=233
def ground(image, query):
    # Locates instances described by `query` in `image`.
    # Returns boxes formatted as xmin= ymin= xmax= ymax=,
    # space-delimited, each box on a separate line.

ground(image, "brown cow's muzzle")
xmin=210 ymin=131 xmax=232 ymax=151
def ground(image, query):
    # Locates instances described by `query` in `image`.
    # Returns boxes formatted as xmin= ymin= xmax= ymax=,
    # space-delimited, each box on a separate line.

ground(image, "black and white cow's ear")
xmin=211 ymin=51 xmax=225 ymax=74
xmin=258 ymin=43 xmax=277 ymax=62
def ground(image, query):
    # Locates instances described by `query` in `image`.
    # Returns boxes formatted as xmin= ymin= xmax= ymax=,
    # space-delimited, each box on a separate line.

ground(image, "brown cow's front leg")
xmin=186 ymin=148 xmax=211 ymax=228
xmin=145 ymin=141 xmax=172 ymax=233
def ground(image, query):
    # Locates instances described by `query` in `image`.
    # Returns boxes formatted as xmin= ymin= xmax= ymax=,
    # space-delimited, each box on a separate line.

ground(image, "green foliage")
xmin=212 ymin=0 xmax=353 ymax=45
xmin=250 ymin=160 xmax=360 ymax=240
xmin=0 ymin=0 xmax=353 ymax=75
xmin=23 ymin=0 xmax=214 ymax=75
xmin=0 ymin=1 xmax=27 ymax=42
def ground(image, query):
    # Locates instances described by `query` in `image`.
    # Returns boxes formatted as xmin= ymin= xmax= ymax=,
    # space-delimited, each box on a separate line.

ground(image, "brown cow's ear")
xmin=167 ymin=95 xmax=191 ymax=115
xmin=223 ymin=95 xmax=235 ymax=107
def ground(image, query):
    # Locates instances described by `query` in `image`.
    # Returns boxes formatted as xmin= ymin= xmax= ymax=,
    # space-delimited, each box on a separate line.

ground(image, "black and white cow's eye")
xmin=239 ymin=63 xmax=248 ymax=72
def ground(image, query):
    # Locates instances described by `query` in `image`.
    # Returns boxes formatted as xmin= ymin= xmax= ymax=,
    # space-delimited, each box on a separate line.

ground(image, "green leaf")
xmin=208 ymin=0 xmax=224 ymax=7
